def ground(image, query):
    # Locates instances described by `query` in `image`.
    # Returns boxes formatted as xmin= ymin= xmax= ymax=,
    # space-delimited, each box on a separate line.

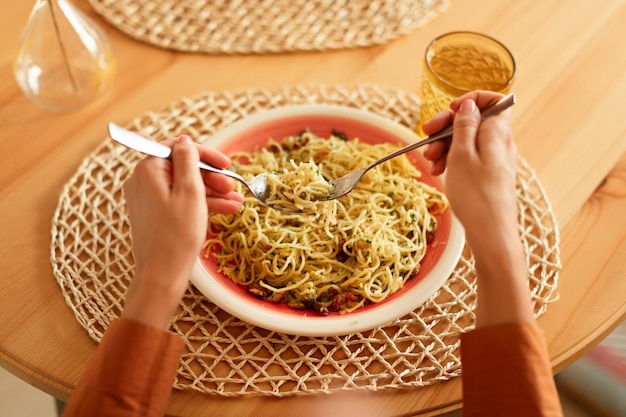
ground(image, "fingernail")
xmin=176 ymin=135 xmax=192 ymax=144
xmin=459 ymin=99 xmax=476 ymax=114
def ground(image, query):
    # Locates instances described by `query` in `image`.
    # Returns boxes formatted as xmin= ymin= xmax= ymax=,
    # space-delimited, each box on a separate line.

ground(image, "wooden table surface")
xmin=1 ymin=0 xmax=625 ymax=415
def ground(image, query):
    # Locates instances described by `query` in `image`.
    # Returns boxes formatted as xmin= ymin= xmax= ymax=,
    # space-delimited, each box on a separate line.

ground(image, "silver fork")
xmin=317 ymin=93 xmax=517 ymax=201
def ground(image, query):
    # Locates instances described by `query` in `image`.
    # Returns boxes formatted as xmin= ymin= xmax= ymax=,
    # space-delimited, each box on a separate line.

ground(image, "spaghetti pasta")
xmin=203 ymin=131 xmax=448 ymax=314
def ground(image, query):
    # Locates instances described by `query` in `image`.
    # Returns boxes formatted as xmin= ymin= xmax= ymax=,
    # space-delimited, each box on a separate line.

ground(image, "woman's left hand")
xmin=122 ymin=136 xmax=243 ymax=330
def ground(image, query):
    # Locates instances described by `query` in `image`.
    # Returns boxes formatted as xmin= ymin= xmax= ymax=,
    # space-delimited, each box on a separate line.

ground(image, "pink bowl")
xmin=191 ymin=105 xmax=464 ymax=336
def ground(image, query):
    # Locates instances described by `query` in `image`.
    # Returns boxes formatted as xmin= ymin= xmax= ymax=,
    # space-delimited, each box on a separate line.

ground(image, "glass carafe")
xmin=13 ymin=0 xmax=116 ymax=112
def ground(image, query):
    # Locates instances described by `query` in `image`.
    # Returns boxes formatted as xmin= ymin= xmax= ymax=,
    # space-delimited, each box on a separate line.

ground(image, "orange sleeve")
xmin=460 ymin=322 xmax=563 ymax=416
xmin=62 ymin=318 xmax=185 ymax=417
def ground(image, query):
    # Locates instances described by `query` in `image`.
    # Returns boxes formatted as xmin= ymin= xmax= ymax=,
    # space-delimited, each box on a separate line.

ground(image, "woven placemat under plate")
xmin=51 ymin=84 xmax=560 ymax=397
xmin=87 ymin=0 xmax=451 ymax=54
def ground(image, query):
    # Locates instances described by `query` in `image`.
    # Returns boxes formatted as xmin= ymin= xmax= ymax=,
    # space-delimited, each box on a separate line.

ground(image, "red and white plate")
xmin=191 ymin=105 xmax=464 ymax=336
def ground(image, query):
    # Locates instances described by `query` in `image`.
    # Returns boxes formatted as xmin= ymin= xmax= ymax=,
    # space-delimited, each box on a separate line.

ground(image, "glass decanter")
xmin=13 ymin=0 xmax=116 ymax=112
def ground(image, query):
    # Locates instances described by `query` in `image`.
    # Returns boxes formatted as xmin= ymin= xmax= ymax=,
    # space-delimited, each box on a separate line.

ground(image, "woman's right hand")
xmin=422 ymin=91 xmax=518 ymax=255
xmin=423 ymin=91 xmax=532 ymax=327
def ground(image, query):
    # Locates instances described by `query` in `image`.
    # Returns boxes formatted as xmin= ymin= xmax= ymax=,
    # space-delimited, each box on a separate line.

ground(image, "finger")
xmin=423 ymin=137 xmax=451 ymax=161
xmin=422 ymin=109 xmax=454 ymax=135
xmin=201 ymin=171 xmax=237 ymax=194
xmin=450 ymin=90 xmax=504 ymax=113
xmin=196 ymin=144 xmax=232 ymax=169
xmin=171 ymin=135 xmax=204 ymax=197
xmin=159 ymin=136 xmax=230 ymax=167
xmin=429 ymin=151 xmax=448 ymax=176
xmin=449 ymin=99 xmax=480 ymax=159
xmin=207 ymin=196 xmax=244 ymax=214
xmin=160 ymin=137 xmax=231 ymax=169
xmin=205 ymin=189 xmax=245 ymax=201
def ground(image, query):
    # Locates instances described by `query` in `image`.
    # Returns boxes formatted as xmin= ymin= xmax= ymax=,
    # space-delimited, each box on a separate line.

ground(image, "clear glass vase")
xmin=13 ymin=0 xmax=116 ymax=112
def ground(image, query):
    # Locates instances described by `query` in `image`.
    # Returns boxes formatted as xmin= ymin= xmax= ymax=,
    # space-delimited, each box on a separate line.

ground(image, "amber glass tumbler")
xmin=418 ymin=32 xmax=516 ymax=134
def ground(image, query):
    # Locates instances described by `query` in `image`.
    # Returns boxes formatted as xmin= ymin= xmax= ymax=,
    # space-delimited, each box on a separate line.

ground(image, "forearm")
xmin=121 ymin=267 xmax=189 ymax=331
xmin=472 ymin=237 xmax=534 ymax=328
xmin=62 ymin=318 xmax=185 ymax=417
xmin=464 ymin=214 xmax=534 ymax=328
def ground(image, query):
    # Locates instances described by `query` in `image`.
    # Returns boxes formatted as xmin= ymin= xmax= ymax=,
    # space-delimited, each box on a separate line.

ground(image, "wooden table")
xmin=1 ymin=0 xmax=625 ymax=415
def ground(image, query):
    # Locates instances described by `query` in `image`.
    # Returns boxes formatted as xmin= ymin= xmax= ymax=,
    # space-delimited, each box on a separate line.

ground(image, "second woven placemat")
xmin=88 ymin=0 xmax=451 ymax=54
xmin=51 ymin=84 xmax=560 ymax=396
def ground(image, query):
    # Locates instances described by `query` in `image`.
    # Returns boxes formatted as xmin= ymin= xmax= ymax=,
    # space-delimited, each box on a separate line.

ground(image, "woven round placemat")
xmin=87 ymin=0 xmax=451 ymax=54
xmin=51 ymin=84 xmax=560 ymax=396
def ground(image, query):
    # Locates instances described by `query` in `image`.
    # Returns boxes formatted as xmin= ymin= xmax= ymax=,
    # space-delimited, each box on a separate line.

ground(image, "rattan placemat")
xmin=51 ymin=84 xmax=560 ymax=396
xmin=87 ymin=0 xmax=451 ymax=54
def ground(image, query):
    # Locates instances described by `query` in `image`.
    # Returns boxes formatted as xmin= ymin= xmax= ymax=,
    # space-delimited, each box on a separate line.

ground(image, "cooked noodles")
xmin=264 ymin=159 xmax=333 ymax=212
xmin=203 ymin=130 xmax=448 ymax=314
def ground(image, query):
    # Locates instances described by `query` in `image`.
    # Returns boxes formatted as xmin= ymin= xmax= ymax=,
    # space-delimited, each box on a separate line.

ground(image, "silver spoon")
xmin=317 ymin=93 xmax=517 ymax=201
xmin=107 ymin=123 xmax=298 ymax=213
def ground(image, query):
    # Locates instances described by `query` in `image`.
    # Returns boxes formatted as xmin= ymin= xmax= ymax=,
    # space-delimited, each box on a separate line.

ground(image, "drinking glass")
xmin=418 ymin=32 xmax=516 ymax=134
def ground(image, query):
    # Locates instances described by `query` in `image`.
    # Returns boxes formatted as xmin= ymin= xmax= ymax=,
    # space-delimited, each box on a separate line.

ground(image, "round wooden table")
xmin=1 ymin=0 xmax=625 ymax=415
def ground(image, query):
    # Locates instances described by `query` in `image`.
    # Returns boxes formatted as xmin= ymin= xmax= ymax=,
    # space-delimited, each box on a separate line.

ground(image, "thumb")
xmin=449 ymin=99 xmax=480 ymax=158
xmin=171 ymin=135 xmax=203 ymax=195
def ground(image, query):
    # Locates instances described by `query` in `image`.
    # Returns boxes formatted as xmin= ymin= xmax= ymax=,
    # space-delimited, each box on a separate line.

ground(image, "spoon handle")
xmin=363 ymin=93 xmax=517 ymax=171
